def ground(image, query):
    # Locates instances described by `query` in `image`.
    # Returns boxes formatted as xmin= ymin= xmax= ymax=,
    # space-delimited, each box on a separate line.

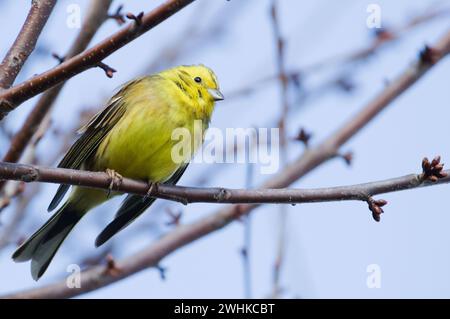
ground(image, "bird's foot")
xmin=143 ymin=181 xmax=159 ymax=202
xmin=106 ymin=169 xmax=123 ymax=197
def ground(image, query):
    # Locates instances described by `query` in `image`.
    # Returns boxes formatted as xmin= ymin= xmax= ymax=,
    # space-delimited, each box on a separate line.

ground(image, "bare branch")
xmin=96 ymin=61 xmax=117 ymax=78
xmin=0 ymin=160 xmax=447 ymax=206
xmin=0 ymin=0 xmax=57 ymax=89
xmin=0 ymin=0 xmax=196 ymax=118
xmin=270 ymin=0 xmax=289 ymax=297
xmin=107 ymin=5 xmax=126 ymax=26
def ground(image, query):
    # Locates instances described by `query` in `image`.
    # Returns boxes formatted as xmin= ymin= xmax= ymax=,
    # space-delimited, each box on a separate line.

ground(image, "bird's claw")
xmin=143 ymin=181 xmax=159 ymax=202
xmin=106 ymin=169 xmax=123 ymax=197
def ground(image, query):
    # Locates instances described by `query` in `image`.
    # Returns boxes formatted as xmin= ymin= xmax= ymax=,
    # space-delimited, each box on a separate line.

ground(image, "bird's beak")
xmin=208 ymin=88 xmax=225 ymax=101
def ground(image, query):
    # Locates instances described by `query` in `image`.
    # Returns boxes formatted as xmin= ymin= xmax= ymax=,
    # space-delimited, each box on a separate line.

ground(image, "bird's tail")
xmin=12 ymin=201 xmax=84 ymax=281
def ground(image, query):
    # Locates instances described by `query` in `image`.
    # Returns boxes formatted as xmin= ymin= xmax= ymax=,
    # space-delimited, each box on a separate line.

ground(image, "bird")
xmin=12 ymin=64 xmax=224 ymax=280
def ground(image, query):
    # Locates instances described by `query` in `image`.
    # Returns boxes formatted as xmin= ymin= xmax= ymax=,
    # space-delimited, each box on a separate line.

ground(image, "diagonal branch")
xmin=0 ymin=0 xmax=196 ymax=119
xmin=0 ymin=0 xmax=57 ymax=89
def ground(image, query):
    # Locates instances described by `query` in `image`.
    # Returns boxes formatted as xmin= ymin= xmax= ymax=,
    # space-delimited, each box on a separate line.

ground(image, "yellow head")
xmin=161 ymin=64 xmax=224 ymax=104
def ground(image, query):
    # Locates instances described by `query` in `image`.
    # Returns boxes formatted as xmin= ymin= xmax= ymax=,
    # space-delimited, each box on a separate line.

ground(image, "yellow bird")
xmin=12 ymin=65 xmax=224 ymax=280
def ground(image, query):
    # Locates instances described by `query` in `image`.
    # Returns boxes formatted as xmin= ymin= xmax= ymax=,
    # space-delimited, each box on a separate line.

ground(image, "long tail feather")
xmin=95 ymin=195 xmax=156 ymax=247
xmin=12 ymin=202 xmax=84 ymax=281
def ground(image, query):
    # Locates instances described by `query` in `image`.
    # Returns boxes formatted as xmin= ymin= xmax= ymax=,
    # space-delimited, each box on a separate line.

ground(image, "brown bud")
xmin=373 ymin=205 xmax=382 ymax=215
xmin=374 ymin=199 xmax=388 ymax=207
xmin=372 ymin=212 xmax=381 ymax=222
xmin=342 ymin=152 xmax=353 ymax=166
xmin=294 ymin=128 xmax=312 ymax=146
xmin=431 ymin=156 xmax=441 ymax=167
xmin=438 ymin=171 xmax=448 ymax=178
xmin=422 ymin=157 xmax=430 ymax=171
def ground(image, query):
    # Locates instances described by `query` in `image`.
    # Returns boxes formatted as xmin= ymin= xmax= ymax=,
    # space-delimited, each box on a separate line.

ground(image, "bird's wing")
xmin=47 ymin=82 xmax=136 ymax=212
xmin=95 ymin=164 xmax=189 ymax=247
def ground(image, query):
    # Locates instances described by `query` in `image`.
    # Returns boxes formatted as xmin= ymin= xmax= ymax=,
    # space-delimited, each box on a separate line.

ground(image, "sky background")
xmin=0 ymin=0 xmax=450 ymax=298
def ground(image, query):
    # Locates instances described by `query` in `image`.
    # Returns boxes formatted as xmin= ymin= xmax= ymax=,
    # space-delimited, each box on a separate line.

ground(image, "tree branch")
xmin=0 ymin=0 xmax=196 ymax=118
xmin=270 ymin=0 xmax=289 ymax=297
xmin=0 ymin=159 xmax=447 ymax=206
xmin=0 ymin=0 xmax=56 ymax=89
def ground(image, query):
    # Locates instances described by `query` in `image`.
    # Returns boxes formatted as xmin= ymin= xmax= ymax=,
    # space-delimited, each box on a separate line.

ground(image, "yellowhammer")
xmin=12 ymin=65 xmax=224 ymax=280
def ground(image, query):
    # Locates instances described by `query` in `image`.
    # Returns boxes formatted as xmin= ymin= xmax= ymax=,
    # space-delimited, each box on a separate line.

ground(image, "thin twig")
xmin=242 ymin=137 xmax=255 ymax=299
xmin=270 ymin=0 xmax=289 ymax=298
xmin=107 ymin=5 xmax=126 ymax=25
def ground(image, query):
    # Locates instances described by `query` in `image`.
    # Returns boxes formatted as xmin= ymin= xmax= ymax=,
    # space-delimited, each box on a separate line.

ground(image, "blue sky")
xmin=0 ymin=0 xmax=450 ymax=298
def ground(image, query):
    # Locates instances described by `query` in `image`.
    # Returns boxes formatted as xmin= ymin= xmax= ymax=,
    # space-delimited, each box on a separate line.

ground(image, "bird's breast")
xmin=93 ymin=99 xmax=209 ymax=182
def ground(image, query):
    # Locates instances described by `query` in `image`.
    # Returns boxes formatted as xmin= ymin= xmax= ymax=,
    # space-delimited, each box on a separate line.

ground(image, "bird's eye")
xmin=194 ymin=77 xmax=202 ymax=83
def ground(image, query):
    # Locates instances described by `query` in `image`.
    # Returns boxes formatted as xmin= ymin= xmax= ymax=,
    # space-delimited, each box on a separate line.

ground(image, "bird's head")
xmin=173 ymin=64 xmax=224 ymax=102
